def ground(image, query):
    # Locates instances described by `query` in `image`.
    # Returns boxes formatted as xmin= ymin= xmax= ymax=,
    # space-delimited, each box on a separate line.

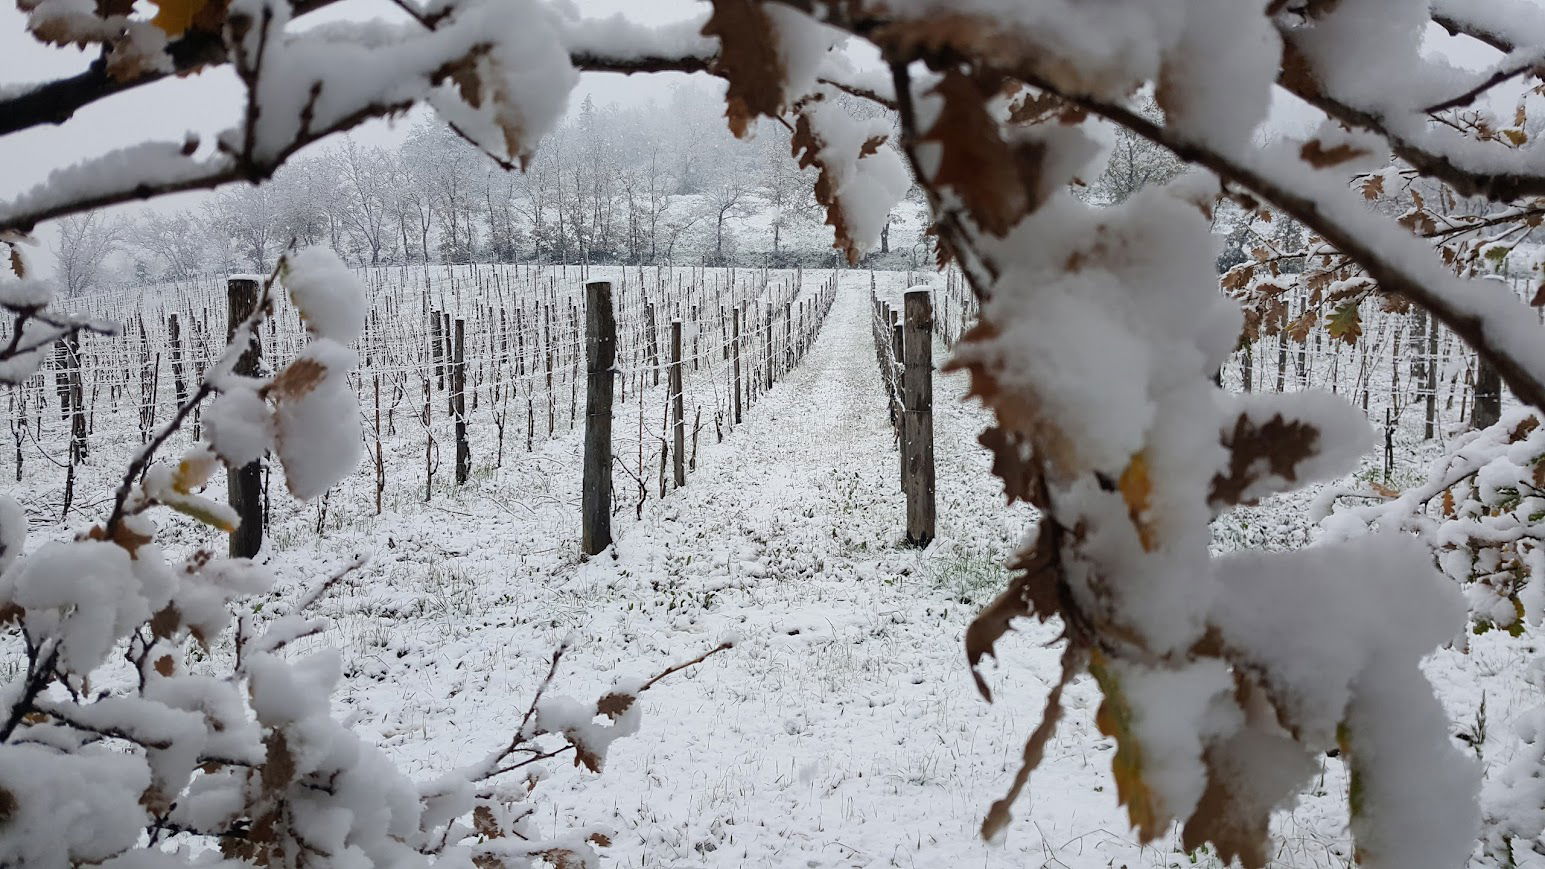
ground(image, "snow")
xmin=1113 ymin=657 xmax=1239 ymax=823
xmin=1482 ymin=655 xmax=1545 ymax=864
xmin=0 ymin=495 xmax=22 ymax=574
xmin=271 ymin=338 xmax=364 ymax=499
xmin=0 ymin=277 xmax=53 ymax=308
xmin=1433 ymin=0 xmax=1545 ymax=49
xmin=204 ymin=384 xmax=273 ymax=468
xmin=800 ymin=97 xmax=910 ymax=258
xmin=1207 ymin=531 xmax=1482 ymax=868
xmin=283 ymin=246 xmax=367 ymax=342
xmin=2 ymin=265 xmax=1539 ymax=867
xmin=1222 ymin=390 xmax=1374 ymax=505
xmin=1213 ymin=534 xmax=1465 ymax=743
xmin=7 ymin=0 xmax=1543 ymax=855
xmin=0 ymin=744 xmax=151 ymax=865
xmin=2 ymin=538 xmax=173 ymax=672
xmin=1157 ymin=0 xmax=1280 ymax=151
xmin=0 ymin=142 xmax=234 ymax=232
xmin=555 ymin=8 xmax=714 ymax=63
xmin=884 ymin=0 xmax=1179 ymax=101
xmin=767 ymin=5 xmax=842 ymax=104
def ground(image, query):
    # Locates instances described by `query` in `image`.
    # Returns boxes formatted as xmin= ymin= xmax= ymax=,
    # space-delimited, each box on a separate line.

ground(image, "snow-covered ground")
xmin=4 ymin=270 xmax=1537 ymax=866
xmin=248 ymin=279 xmax=1534 ymax=867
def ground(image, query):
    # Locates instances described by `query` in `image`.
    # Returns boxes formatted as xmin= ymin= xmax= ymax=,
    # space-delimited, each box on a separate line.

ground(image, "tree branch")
xmin=0 ymin=0 xmax=346 ymax=139
xmin=1276 ymin=37 xmax=1545 ymax=203
xmin=1422 ymin=59 xmax=1541 ymax=115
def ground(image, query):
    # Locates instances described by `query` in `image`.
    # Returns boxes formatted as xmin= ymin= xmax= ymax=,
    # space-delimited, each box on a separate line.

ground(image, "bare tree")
xmin=337 ymin=137 xmax=396 ymax=266
xmin=1089 ymin=95 xmax=1185 ymax=204
xmin=126 ymin=209 xmax=207 ymax=280
xmin=52 ymin=210 xmax=121 ymax=296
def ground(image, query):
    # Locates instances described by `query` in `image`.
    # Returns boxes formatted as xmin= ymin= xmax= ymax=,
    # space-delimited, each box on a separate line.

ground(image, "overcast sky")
xmin=0 ymin=0 xmax=703 ymax=201
xmin=0 ymin=0 xmax=1515 ymax=266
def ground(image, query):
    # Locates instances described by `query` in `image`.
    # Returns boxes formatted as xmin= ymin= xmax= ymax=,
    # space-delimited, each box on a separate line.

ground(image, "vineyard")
xmin=0 ymin=260 xmax=1539 ymax=866
xmin=16 ymin=258 xmax=1529 ymax=530
xmin=15 ymin=0 xmax=1545 ymax=863
xmin=11 ymin=264 xmax=845 ymax=538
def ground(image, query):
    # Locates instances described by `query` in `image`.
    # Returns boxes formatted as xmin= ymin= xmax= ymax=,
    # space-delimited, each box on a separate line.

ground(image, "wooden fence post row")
xmin=870 ymin=286 xmax=935 ymax=547
xmin=578 ymin=271 xmax=841 ymax=554
xmin=12 ymin=265 xmax=844 ymax=552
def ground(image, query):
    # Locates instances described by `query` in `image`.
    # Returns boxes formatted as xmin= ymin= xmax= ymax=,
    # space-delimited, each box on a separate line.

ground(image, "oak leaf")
xmin=149 ymin=0 xmax=208 ymax=37
xmin=1210 ymin=412 xmax=1321 ymax=507
xmin=702 ymin=0 xmax=784 ymax=138
xmin=1359 ymin=174 xmax=1384 ymax=201
xmin=980 ymin=643 xmax=1084 ymax=842
xmin=1118 ymin=451 xmax=1158 ymax=551
xmin=1326 ymin=301 xmax=1362 ymax=344
xmin=965 ymin=523 xmax=1060 ymax=701
xmin=1090 ymin=650 xmax=1164 ymax=842
xmin=1300 ymin=139 xmax=1368 ymax=168
xmin=919 ymin=70 xmax=1049 ymax=236
xmin=791 ymin=108 xmax=864 ymax=264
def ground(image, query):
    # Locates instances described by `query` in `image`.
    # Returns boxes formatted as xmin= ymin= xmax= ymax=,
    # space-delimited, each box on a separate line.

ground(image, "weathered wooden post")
xmin=168 ymin=312 xmax=188 ymax=409
xmin=783 ymin=300 xmax=793 ymax=375
xmin=647 ymin=302 xmax=661 ymax=387
xmin=1474 ymin=355 xmax=1502 ymax=430
xmin=764 ymin=303 xmax=774 ymax=391
xmin=891 ymin=313 xmax=905 ymax=447
xmin=429 ymin=309 xmax=444 ymax=390
xmin=442 ymin=312 xmax=454 ymax=415
xmin=582 ymin=280 xmax=616 ymax=556
xmin=373 ymin=373 xmax=384 ymax=515
xmin=732 ymin=308 xmax=743 ymax=425
xmin=227 ymin=275 xmax=263 ymax=559
xmin=670 ymin=320 xmax=686 ymax=489
xmin=453 ymin=318 xmax=470 ymax=485
xmin=63 ymin=332 xmax=86 ymax=460
xmin=902 ymin=289 xmax=936 ymax=547
xmin=544 ymin=304 xmax=555 ymax=437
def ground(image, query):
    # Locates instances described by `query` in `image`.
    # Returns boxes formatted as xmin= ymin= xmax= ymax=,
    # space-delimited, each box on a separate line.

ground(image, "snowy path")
xmin=529 ymin=282 xmax=1097 ymax=867
xmin=286 ymin=280 xmax=1368 ymax=868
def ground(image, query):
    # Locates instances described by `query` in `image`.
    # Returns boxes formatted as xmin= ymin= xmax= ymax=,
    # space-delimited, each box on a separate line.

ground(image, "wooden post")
xmin=1474 ymin=354 xmax=1502 ymax=430
xmin=227 ymin=275 xmax=263 ymax=559
xmin=732 ymin=308 xmax=743 ymax=425
xmin=892 ymin=314 xmax=906 ymax=464
xmin=453 ymin=318 xmax=470 ymax=484
xmin=1425 ymin=314 xmax=1439 ymax=440
xmin=764 ymin=303 xmax=774 ymax=391
xmin=168 ymin=313 xmax=188 ymax=409
xmin=423 ymin=378 xmax=434 ymax=501
xmin=582 ymin=281 xmax=616 ymax=556
xmin=901 ymin=289 xmax=935 ymax=547
xmin=670 ymin=320 xmax=686 ymax=489
xmin=429 ymin=309 xmax=444 ymax=390
xmin=1383 ymin=407 xmax=1394 ymax=482
xmin=373 ymin=373 xmax=384 ymax=514
xmin=647 ymin=302 xmax=660 ymax=387
xmin=783 ymin=300 xmax=793 ymax=375
xmin=443 ymin=312 xmax=454 ymax=415
xmin=544 ymin=304 xmax=555 ymax=437
xmin=64 ymin=332 xmax=86 ymax=461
